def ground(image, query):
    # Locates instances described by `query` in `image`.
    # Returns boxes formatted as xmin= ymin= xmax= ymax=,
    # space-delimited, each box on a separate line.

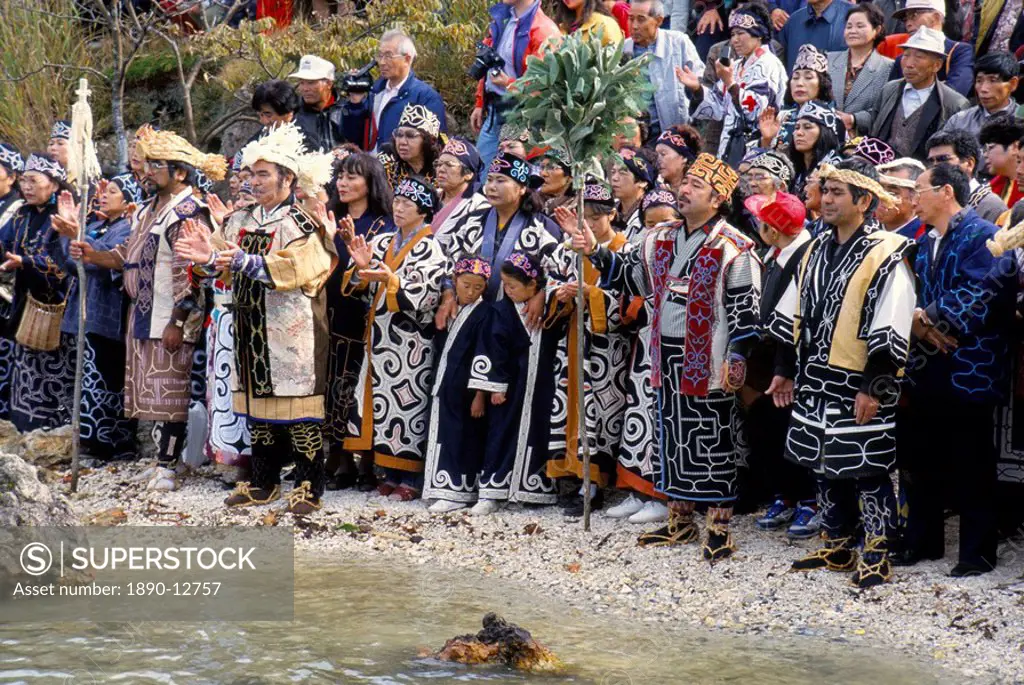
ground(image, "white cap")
xmin=894 ymin=0 xmax=945 ymax=19
xmin=898 ymin=26 xmax=948 ymax=56
xmin=289 ymin=55 xmax=335 ymax=81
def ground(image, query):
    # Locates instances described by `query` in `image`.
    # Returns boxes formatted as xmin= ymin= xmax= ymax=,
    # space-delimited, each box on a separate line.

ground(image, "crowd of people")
xmin=4 ymin=0 xmax=1024 ymax=590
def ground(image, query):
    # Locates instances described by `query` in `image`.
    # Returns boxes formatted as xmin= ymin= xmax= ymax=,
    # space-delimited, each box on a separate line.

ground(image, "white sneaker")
xmin=147 ymin=467 xmax=178 ymax=492
xmin=605 ymin=493 xmax=644 ymax=518
xmin=428 ymin=499 xmax=468 ymax=513
xmin=131 ymin=464 xmax=160 ymax=483
xmin=627 ymin=500 xmax=669 ymax=524
xmin=469 ymin=499 xmax=503 ymax=516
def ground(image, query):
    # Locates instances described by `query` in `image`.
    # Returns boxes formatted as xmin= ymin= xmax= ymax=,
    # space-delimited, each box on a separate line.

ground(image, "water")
xmin=0 ymin=559 xmax=953 ymax=684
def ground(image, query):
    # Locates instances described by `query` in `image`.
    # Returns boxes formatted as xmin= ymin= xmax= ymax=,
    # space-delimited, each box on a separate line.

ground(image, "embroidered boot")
xmin=637 ymin=504 xmax=698 ymax=547
xmin=791 ymin=534 xmax=858 ymax=572
xmin=285 ymin=481 xmax=322 ymax=516
xmin=224 ymin=482 xmax=281 ymax=508
xmin=702 ymin=507 xmax=736 ymax=562
xmin=851 ymin=535 xmax=893 ymax=588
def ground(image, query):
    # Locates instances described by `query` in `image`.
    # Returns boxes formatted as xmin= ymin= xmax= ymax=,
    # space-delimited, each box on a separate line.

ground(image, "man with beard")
xmin=71 ymin=126 xmax=225 ymax=491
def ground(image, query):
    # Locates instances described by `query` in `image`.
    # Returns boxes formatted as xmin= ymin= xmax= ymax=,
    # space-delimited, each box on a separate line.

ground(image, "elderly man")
xmin=877 ymin=158 xmax=925 ymax=239
xmin=71 ymin=126 xmax=225 ymax=491
xmin=470 ymin=0 xmax=559 ymax=170
xmin=623 ymin=0 xmax=703 ymax=141
xmin=870 ymin=27 xmax=969 ymax=160
xmin=288 ymin=55 xmax=363 ymax=151
xmin=177 ymin=123 xmax=336 ymax=516
xmin=896 ymin=163 xmax=1018 ymax=576
xmin=349 ymin=29 xmax=447 ymax=152
xmin=926 ymin=130 xmax=1009 ymax=221
xmin=887 ymin=0 xmax=974 ymax=96
xmin=573 ymin=154 xmax=761 ymax=562
xmin=767 ymin=157 xmax=916 ymax=588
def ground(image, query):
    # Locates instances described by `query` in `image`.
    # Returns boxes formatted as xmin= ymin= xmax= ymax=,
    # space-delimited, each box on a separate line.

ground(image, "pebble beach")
xmin=58 ymin=461 xmax=1024 ymax=684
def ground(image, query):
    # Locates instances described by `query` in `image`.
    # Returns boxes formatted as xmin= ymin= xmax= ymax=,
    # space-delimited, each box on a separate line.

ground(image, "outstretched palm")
xmin=174 ymin=218 xmax=214 ymax=264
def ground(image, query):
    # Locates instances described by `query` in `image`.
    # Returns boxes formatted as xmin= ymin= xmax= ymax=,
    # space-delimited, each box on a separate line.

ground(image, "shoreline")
xmin=62 ymin=461 xmax=1024 ymax=684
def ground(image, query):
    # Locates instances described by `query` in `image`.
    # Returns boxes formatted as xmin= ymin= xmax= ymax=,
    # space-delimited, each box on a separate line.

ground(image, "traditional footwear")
xmin=326 ymin=472 xmax=357 ymax=491
xmin=469 ymin=499 xmax=503 ymax=516
xmin=702 ymin=507 xmax=736 ymax=562
xmin=637 ymin=508 xmax=698 ymax=547
xmin=388 ymin=485 xmax=420 ymax=502
xmin=786 ymin=503 xmax=822 ymax=539
xmin=224 ymin=482 xmax=281 ymax=508
xmin=628 ymin=500 xmax=669 ymax=524
xmin=605 ymin=493 xmax=644 ymax=519
xmin=376 ymin=481 xmax=397 ymax=497
xmin=756 ymin=499 xmax=795 ymax=530
xmin=850 ymin=536 xmax=892 ymax=588
xmin=791 ymin=535 xmax=858 ymax=572
xmin=428 ymin=499 xmax=468 ymax=513
xmin=285 ymin=481 xmax=321 ymax=516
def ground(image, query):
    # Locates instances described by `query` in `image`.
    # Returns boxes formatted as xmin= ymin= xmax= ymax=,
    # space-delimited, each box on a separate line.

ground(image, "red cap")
xmin=744 ymin=192 xmax=806 ymax=236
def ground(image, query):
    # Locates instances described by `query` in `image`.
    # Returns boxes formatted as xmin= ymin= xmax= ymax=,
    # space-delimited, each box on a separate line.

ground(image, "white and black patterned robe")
xmin=768 ymin=222 xmax=915 ymax=479
xmin=591 ymin=218 xmax=761 ymax=501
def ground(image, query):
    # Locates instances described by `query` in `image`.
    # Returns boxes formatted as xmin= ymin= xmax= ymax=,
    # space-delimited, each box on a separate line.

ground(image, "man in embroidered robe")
xmin=766 ymin=157 xmax=916 ymax=588
xmin=71 ymin=126 xmax=225 ymax=491
xmin=572 ymin=153 xmax=761 ymax=562
xmin=176 ymin=123 xmax=336 ymax=515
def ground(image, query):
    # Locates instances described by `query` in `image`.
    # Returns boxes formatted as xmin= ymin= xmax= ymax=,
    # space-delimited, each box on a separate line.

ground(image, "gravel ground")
xmin=60 ymin=461 xmax=1024 ymax=684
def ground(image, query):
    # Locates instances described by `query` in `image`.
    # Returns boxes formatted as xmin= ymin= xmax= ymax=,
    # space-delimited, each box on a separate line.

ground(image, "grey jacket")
xmin=828 ymin=50 xmax=894 ymax=136
xmin=624 ymin=29 xmax=704 ymax=130
xmin=870 ymin=79 xmax=971 ymax=160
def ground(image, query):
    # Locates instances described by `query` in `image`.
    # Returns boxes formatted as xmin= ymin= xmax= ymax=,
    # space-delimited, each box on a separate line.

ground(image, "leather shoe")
xmin=949 ymin=562 xmax=993 ymax=578
xmin=890 ymin=548 xmax=943 ymax=567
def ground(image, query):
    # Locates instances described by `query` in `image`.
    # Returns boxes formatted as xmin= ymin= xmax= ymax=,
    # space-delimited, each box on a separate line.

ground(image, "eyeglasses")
xmin=538 ymin=161 xmax=563 ymax=173
xmin=393 ymin=129 xmax=422 ymax=140
xmin=914 ymin=184 xmax=943 ymax=194
xmin=747 ymin=172 xmax=773 ymax=182
xmin=376 ymin=51 xmax=404 ymax=61
xmin=433 ymin=160 xmax=462 ymax=171
xmin=143 ymin=160 xmax=168 ymax=172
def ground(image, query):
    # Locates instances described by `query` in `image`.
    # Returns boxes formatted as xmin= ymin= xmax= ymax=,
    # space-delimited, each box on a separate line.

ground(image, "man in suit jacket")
xmin=871 ymin=28 xmax=970 ymax=161
xmin=887 ymin=0 xmax=974 ymax=96
xmin=829 ymin=49 xmax=894 ymax=136
xmin=347 ymin=29 xmax=447 ymax=152
xmin=623 ymin=0 xmax=705 ymax=140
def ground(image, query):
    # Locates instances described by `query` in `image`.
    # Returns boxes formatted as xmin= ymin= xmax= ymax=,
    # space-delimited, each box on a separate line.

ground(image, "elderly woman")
xmin=378 ymin=104 xmax=442 ymax=189
xmin=744 ymin=150 xmax=795 ymax=202
xmin=432 ymin=137 xmax=488 ymax=250
xmin=676 ymin=2 xmax=787 ymax=167
xmin=653 ymin=125 xmax=702 ymax=195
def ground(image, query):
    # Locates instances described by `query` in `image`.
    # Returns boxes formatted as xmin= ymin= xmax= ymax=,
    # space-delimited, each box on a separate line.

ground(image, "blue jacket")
xmin=909 ymin=208 xmax=1018 ymax=403
xmin=777 ymin=0 xmax=851 ymax=72
xmin=57 ymin=217 xmax=131 ymax=341
xmin=891 ymin=37 xmax=974 ymax=97
xmin=896 ymin=217 xmax=923 ymax=241
xmin=358 ymin=70 xmax=447 ymax=150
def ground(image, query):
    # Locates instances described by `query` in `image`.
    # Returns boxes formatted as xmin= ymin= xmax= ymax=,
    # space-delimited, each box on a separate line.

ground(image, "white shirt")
xmin=373 ymin=73 xmax=410 ymax=131
xmin=901 ymin=81 xmax=936 ymax=118
xmin=772 ymin=230 xmax=811 ymax=269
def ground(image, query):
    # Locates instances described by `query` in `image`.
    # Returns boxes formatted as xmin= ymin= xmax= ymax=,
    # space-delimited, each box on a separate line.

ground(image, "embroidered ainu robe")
xmin=547 ymin=232 xmax=632 ymax=487
xmin=192 ymin=201 xmax=335 ymax=424
xmin=422 ymin=298 xmax=491 ymax=502
xmin=342 ymin=226 xmax=446 ymax=472
xmin=444 ymin=206 xmax=573 ymax=301
xmin=591 ymin=217 xmax=761 ymax=501
xmin=468 ymin=295 xmax=561 ymax=504
xmin=116 ymin=188 xmax=207 ymax=423
xmin=615 ymin=204 xmax=644 ymax=245
xmin=767 ymin=222 xmax=916 ymax=479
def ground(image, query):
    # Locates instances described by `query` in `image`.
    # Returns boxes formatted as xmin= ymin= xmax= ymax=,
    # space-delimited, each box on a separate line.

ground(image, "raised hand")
xmin=675 ymin=65 xmax=701 ymax=92
xmin=696 ymin=8 xmax=723 ymax=34
xmin=349 ymin=234 xmax=373 ymax=271
xmin=338 ymin=215 xmax=357 ymax=244
xmin=52 ymin=191 xmax=81 ymax=239
xmin=214 ymin=242 xmax=242 ymax=272
xmin=0 ymin=252 xmax=23 ymax=271
xmin=206 ymin=193 xmax=234 ymax=226
xmin=570 ymin=218 xmax=597 ymax=256
xmin=174 ymin=217 xmax=214 ymax=265
xmin=359 ymin=262 xmax=393 ymax=283
xmin=552 ymin=206 xmax=579 ymax=236
xmin=758 ymin=107 xmax=780 ymax=145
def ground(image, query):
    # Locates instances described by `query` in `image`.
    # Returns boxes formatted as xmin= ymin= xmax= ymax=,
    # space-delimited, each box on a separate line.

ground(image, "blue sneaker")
xmin=787 ymin=504 xmax=822 ymax=539
xmin=756 ymin=499 xmax=795 ymax=530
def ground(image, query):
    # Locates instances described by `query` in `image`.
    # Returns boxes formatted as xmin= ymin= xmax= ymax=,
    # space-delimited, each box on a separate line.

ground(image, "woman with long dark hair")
xmin=758 ymin=45 xmax=834 ymax=150
xmin=325 ymin=153 xmax=395 ymax=491
xmin=788 ymin=101 xmax=845 ymax=199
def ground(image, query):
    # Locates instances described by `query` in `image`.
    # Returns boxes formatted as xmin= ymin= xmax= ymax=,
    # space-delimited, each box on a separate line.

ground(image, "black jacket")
xmin=294 ymin=91 xmax=366 ymax=151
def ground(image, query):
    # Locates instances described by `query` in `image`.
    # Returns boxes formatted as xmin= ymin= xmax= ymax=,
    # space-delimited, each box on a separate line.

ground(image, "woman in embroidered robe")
xmin=323 ymin=153 xmax=394 ymax=491
xmin=468 ymin=251 xmax=561 ymax=513
xmin=546 ymin=178 xmax=633 ymax=515
xmin=431 ymin=137 xmax=488 ymax=252
xmin=51 ymin=177 xmax=139 ymax=459
xmin=0 ymin=153 xmax=72 ymax=432
xmin=677 ymin=4 xmax=787 ymax=165
xmin=608 ymin=189 xmax=680 ymax=523
xmin=422 ymin=257 xmax=492 ymax=511
xmin=608 ymin=145 xmax=657 ymax=244
xmin=343 ymin=176 xmax=447 ymax=501
xmin=756 ymin=45 xmax=834 ymax=151
xmin=378 ymin=104 xmax=441 ymax=190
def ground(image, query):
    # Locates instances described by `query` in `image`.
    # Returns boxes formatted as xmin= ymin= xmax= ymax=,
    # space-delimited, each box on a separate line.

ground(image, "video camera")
xmin=340 ymin=59 xmax=377 ymax=94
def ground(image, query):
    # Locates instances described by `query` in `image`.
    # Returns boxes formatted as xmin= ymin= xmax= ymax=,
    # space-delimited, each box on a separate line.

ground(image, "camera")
xmin=339 ymin=59 xmax=376 ymax=94
xmin=467 ymin=42 xmax=505 ymax=81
